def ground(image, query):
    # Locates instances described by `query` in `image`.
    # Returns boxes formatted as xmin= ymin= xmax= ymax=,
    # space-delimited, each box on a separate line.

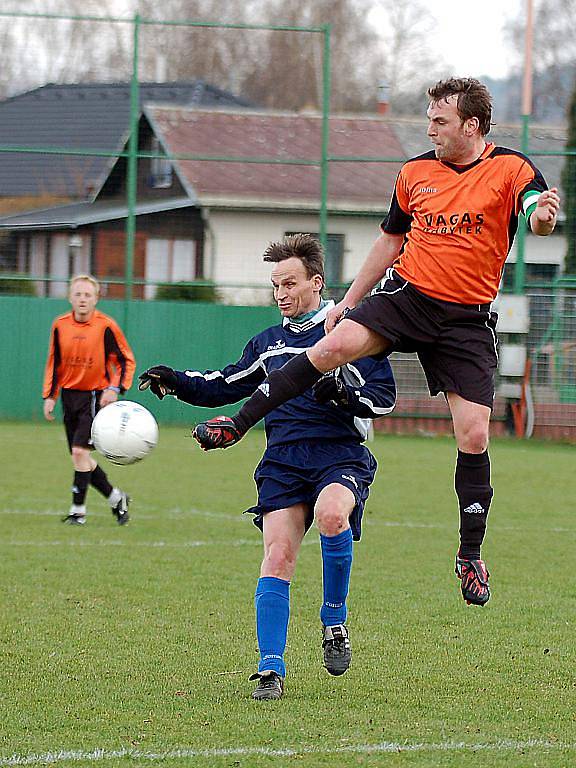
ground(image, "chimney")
xmin=377 ymin=81 xmax=390 ymax=116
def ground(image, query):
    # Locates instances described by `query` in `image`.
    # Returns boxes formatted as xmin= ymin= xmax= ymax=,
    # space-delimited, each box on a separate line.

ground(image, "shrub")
xmin=0 ymin=276 xmax=36 ymax=295
xmin=155 ymin=281 xmax=220 ymax=302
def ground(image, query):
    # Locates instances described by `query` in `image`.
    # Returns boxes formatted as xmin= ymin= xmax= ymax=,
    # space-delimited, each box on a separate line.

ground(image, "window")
xmin=145 ymin=238 xmax=198 ymax=299
xmin=150 ymin=137 xmax=173 ymax=189
xmin=284 ymin=232 xmax=344 ymax=296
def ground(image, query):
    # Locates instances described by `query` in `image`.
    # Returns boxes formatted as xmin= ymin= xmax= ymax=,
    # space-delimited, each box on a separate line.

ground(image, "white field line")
xmin=1 ymin=506 xmax=574 ymax=535
xmin=3 ymin=539 xmax=263 ymax=548
xmin=0 ymin=507 xmax=243 ymax=522
xmin=0 ymin=739 xmax=574 ymax=765
xmin=2 ymin=538 xmax=318 ymax=549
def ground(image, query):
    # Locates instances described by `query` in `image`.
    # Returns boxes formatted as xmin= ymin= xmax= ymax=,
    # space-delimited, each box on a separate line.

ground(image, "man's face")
xmin=271 ymin=257 xmax=322 ymax=318
xmin=426 ymin=95 xmax=476 ymax=162
xmin=69 ymin=279 xmax=98 ymax=321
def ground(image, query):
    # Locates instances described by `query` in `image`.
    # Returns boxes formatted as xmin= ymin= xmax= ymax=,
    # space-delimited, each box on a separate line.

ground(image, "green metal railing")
xmin=0 ymin=10 xmax=333 ymax=333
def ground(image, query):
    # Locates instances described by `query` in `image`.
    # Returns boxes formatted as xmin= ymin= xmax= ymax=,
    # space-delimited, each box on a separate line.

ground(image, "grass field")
xmin=1 ymin=422 xmax=574 ymax=768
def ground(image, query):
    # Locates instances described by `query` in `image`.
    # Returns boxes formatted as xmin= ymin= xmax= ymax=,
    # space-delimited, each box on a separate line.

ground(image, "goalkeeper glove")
xmin=138 ymin=365 xmax=178 ymax=400
xmin=312 ymin=373 xmax=349 ymax=408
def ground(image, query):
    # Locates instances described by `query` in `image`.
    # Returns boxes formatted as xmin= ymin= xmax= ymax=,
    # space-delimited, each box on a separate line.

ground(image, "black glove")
xmin=312 ymin=374 xmax=349 ymax=408
xmin=138 ymin=365 xmax=178 ymax=400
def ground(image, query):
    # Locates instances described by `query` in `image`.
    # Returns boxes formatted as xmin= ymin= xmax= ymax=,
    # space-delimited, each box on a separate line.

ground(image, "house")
xmin=0 ymin=80 xmax=253 ymax=210
xmin=0 ymin=90 xmax=568 ymax=303
xmin=0 ymin=104 xmax=405 ymax=300
xmin=0 ymin=81 xmax=254 ymax=295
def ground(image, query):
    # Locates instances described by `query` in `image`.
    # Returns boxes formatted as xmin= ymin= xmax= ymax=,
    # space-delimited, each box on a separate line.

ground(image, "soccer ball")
xmin=91 ymin=401 xmax=158 ymax=465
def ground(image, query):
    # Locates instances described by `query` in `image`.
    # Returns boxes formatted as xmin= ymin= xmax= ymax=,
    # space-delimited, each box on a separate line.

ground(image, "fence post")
xmin=319 ymin=24 xmax=331 ymax=252
xmin=124 ymin=12 xmax=140 ymax=331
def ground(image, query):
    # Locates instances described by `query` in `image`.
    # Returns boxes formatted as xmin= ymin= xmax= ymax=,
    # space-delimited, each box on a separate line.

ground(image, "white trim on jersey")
xmin=184 ymin=346 xmax=309 ymax=385
xmin=344 ymin=363 xmax=396 ymax=417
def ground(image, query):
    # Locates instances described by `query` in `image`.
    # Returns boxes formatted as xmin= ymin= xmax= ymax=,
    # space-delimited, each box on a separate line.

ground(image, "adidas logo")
xmin=258 ymin=382 xmax=270 ymax=397
xmin=464 ymin=502 xmax=485 ymax=515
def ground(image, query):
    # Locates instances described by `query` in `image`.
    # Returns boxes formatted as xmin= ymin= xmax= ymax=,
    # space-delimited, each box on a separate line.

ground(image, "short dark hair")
xmin=428 ymin=77 xmax=493 ymax=136
xmin=263 ymin=234 xmax=325 ymax=286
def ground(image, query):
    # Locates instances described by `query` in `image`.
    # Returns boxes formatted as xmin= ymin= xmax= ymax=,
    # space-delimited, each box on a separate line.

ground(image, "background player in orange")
xmin=193 ymin=78 xmax=560 ymax=607
xmin=43 ymin=275 xmax=136 ymax=525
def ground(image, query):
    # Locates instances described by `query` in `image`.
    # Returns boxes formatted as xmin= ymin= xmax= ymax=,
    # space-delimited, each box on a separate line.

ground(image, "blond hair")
xmin=69 ymin=274 xmax=100 ymax=296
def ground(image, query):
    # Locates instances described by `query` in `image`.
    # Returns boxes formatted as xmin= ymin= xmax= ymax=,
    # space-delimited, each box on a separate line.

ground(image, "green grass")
xmin=1 ymin=423 xmax=574 ymax=767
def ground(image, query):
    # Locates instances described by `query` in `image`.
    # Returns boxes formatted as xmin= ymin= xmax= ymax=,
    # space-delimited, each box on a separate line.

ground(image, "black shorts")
xmin=61 ymin=389 xmax=102 ymax=451
xmin=347 ymin=269 xmax=498 ymax=408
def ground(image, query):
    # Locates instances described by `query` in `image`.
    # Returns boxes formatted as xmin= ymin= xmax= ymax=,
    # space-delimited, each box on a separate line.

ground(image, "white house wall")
xmin=206 ymin=209 xmax=383 ymax=305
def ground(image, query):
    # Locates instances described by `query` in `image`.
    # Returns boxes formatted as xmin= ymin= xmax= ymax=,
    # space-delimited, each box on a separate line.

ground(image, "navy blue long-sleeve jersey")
xmin=172 ymin=301 xmax=396 ymax=448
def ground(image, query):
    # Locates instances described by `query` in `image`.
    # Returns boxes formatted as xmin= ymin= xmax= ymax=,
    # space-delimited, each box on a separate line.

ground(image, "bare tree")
xmin=0 ymin=0 xmax=133 ymax=95
xmin=370 ymin=0 xmax=447 ymax=115
xmin=504 ymin=0 xmax=576 ymax=121
xmin=0 ymin=0 xmax=441 ymax=115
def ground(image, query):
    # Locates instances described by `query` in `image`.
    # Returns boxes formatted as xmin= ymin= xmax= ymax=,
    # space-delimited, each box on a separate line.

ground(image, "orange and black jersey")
xmin=43 ymin=310 xmax=135 ymax=399
xmin=382 ymin=143 xmax=547 ymax=303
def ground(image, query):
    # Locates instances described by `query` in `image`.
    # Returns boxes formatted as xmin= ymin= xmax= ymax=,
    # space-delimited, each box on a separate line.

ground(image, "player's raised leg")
xmin=193 ymin=320 xmax=387 ymax=450
xmin=448 ymin=393 xmax=493 ymax=606
xmin=251 ymin=505 xmax=307 ymax=700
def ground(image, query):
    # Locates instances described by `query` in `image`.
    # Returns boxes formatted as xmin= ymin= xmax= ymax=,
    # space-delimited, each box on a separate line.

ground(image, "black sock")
xmin=234 ymin=353 xmax=323 ymax=433
xmin=90 ymin=464 xmax=113 ymax=498
xmin=455 ymin=450 xmax=493 ymax=560
xmin=72 ymin=470 xmax=91 ymax=506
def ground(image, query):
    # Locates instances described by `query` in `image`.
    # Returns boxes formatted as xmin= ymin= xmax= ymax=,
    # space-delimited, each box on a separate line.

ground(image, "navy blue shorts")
xmin=245 ymin=440 xmax=377 ymax=541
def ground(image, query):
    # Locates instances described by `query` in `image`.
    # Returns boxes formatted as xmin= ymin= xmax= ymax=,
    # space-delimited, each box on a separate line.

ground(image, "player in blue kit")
xmin=139 ymin=235 xmax=396 ymax=700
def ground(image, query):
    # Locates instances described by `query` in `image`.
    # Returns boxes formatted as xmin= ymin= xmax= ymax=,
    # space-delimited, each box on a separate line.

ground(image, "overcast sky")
xmin=425 ymin=0 xmax=523 ymax=79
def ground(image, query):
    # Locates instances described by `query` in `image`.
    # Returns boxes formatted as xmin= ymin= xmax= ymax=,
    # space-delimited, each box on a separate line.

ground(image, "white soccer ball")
xmin=91 ymin=400 xmax=159 ymax=465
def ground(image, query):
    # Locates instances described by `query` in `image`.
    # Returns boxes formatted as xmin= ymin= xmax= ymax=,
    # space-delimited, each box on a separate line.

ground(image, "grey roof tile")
xmin=0 ymin=81 xmax=253 ymax=198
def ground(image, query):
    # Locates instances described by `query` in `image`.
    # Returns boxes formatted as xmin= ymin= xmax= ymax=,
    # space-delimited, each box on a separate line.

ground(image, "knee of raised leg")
xmin=71 ymin=446 xmax=85 ymax=460
xmin=313 ymin=333 xmax=349 ymax=369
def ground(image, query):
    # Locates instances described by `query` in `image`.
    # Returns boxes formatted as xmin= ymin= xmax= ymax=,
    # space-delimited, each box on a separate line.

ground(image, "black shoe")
xmin=249 ymin=671 xmax=284 ymax=700
xmin=192 ymin=416 xmax=243 ymax=451
xmin=455 ymin=553 xmax=490 ymax=606
xmin=322 ymin=624 xmax=351 ymax=676
xmin=61 ymin=514 xmax=86 ymax=525
xmin=111 ymin=491 xmax=130 ymax=525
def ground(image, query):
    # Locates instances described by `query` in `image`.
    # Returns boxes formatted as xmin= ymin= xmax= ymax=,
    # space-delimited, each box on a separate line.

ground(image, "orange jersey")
xmin=382 ymin=143 xmax=547 ymax=303
xmin=43 ymin=309 xmax=135 ymax=399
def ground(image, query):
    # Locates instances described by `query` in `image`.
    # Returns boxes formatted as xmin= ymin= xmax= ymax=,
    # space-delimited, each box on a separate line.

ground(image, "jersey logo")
xmin=341 ymin=474 xmax=358 ymax=489
xmin=267 ymin=340 xmax=285 ymax=351
xmin=420 ymin=187 xmax=438 ymax=193
xmin=258 ymin=382 xmax=270 ymax=397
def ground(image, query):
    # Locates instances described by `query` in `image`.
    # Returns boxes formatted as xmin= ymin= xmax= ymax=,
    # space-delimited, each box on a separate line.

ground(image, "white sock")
xmin=108 ymin=487 xmax=122 ymax=507
xmin=69 ymin=504 xmax=86 ymax=517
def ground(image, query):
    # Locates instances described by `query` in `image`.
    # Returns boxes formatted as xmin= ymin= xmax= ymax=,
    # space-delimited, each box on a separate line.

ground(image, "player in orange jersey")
xmin=43 ymin=275 xmax=136 ymax=525
xmin=194 ymin=78 xmax=560 ymax=607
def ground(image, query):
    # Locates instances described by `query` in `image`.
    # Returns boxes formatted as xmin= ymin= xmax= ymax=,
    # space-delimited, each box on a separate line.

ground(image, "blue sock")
xmin=254 ymin=576 xmax=290 ymax=678
xmin=320 ymin=528 xmax=353 ymax=626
